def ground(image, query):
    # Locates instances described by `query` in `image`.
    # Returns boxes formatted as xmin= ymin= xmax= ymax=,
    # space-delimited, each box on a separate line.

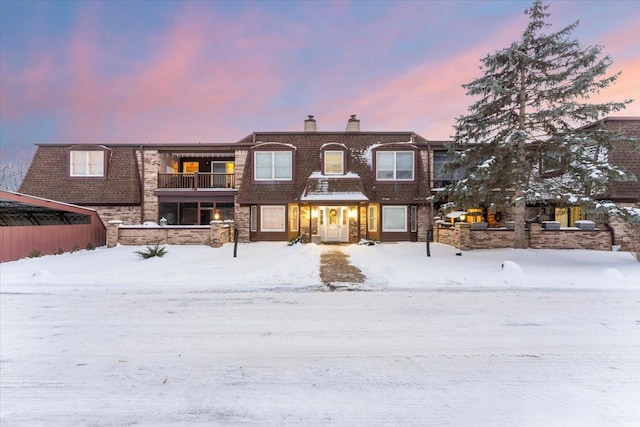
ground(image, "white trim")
xmin=70 ymin=150 xmax=105 ymax=177
xmin=375 ymin=151 xmax=414 ymax=181
xmin=324 ymin=150 xmax=344 ymax=175
xmin=254 ymin=151 xmax=292 ymax=181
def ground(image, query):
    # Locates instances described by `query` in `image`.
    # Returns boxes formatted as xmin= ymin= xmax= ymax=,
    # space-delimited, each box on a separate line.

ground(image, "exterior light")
xmin=213 ymin=210 xmax=221 ymax=220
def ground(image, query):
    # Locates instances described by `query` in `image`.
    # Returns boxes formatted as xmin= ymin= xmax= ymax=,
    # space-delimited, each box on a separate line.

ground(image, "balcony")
xmin=157 ymin=173 xmax=235 ymax=190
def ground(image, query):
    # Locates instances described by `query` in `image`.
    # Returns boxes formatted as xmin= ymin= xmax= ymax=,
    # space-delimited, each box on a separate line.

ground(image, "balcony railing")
xmin=157 ymin=173 xmax=235 ymax=190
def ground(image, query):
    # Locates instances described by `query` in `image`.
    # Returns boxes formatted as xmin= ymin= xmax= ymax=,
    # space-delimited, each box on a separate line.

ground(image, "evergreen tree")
xmin=447 ymin=0 xmax=635 ymax=248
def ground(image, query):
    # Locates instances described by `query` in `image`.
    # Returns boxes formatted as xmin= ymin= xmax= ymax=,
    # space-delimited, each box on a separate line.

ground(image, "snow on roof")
xmin=308 ymin=171 xmax=360 ymax=179
xmin=300 ymin=192 xmax=369 ymax=201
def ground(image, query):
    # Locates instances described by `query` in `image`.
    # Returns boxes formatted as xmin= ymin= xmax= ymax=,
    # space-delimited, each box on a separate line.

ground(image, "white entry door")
xmin=319 ymin=207 xmax=349 ymax=243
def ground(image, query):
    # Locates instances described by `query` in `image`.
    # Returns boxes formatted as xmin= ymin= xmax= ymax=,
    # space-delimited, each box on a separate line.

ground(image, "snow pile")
xmin=1 ymin=242 xmax=639 ymax=290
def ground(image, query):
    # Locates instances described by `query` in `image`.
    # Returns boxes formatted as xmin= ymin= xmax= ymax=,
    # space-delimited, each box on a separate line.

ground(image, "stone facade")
xmin=91 ymin=205 xmax=141 ymax=225
xmin=235 ymin=206 xmax=251 ymax=243
xmin=141 ymin=148 xmax=160 ymax=223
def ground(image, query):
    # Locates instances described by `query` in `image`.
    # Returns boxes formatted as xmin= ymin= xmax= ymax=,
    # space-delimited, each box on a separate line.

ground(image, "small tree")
xmin=448 ymin=0 xmax=635 ymax=248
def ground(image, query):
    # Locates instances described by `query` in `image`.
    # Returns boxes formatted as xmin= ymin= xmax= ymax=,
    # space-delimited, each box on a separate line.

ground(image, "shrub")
xmin=53 ymin=248 xmax=64 ymax=255
xmin=358 ymin=239 xmax=377 ymax=246
xmin=135 ymin=243 xmax=168 ymax=259
xmin=86 ymin=242 xmax=95 ymax=251
xmin=288 ymin=235 xmax=306 ymax=246
xmin=28 ymin=249 xmax=41 ymax=258
xmin=71 ymin=245 xmax=80 ymax=253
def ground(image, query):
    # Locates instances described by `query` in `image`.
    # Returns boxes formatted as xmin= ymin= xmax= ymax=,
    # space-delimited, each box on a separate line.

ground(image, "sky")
xmin=1 ymin=0 xmax=639 ymax=166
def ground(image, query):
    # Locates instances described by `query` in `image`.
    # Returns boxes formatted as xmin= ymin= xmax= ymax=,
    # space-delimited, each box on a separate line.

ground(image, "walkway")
xmin=319 ymin=247 xmax=366 ymax=290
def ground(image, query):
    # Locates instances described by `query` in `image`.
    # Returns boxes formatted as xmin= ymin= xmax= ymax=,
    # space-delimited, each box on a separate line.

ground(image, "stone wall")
xmin=469 ymin=228 xmax=515 ymax=249
xmin=529 ymin=223 xmax=611 ymax=250
xmin=107 ymin=220 xmax=235 ymax=248
xmin=434 ymin=222 xmax=612 ymax=251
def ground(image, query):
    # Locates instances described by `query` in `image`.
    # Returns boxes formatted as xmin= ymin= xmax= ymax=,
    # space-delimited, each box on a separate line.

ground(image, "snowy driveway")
xmin=2 ymin=287 xmax=639 ymax=426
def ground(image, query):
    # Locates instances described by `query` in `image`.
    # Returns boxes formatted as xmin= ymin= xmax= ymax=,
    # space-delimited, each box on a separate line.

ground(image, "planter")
xmin=471 ymin=222 xmax=488 ymax=230
xmin=575 ymin=220 xmax=595 ymax=230
xmin=542 ymin=221 xmax=561 ymax=230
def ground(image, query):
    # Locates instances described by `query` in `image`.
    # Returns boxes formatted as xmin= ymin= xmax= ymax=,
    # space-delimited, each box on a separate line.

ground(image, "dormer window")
xmin=324 ymin=150 xmax=344 ymax=175
xmin=69 ymin=150 xmax=106 ymax=177
xmin=254 ymin=151 xmax=293 ymax=181
xmin=375 ymin=150 xmax=415 ymax=181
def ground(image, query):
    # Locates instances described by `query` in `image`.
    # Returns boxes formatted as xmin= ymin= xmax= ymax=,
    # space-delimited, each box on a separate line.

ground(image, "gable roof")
xmin=235 ymin=131 xmax=432 ymax=205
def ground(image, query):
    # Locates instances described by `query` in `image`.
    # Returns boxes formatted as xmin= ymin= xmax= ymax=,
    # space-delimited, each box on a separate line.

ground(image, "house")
xmin=18 ymin=115 xmax=636 ymax=248
xmin=234 ymin=115 xmax=435 ymax=243
xmin=19 ymin=116 xmax=441 ymax=244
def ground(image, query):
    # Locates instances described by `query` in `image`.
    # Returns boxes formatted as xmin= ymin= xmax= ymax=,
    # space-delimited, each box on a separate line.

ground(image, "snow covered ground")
xmin=1 ymin=242 xmax=639 ymax=425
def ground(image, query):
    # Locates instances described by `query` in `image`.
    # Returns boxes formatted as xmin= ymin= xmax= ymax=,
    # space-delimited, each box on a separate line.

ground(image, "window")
xmin=411 ymin=206 xmax=418 ymax=232
xmin=433 ymin=152 xmax=465 ymax=187
xmin=382 ymin=206 xmax=407 ymax=232
xmin=250 ymin=206 xmax=257 ymax=232
xmin=324 ymin=150 xmax=344 ymax=175
xmin=255 ymin=151 xmax=292 ymax=180
xmin=368 ymin=206 xmax=378 ymax=232
xmin=376 ymin=151 xmax=414 ymax=181
xmin=289 ymin=205 xmax=299 ymax=232
xmin=261 ymin=206 xmax=286 ymax=231
xmin=70 ymin=151 xmax=105 ymax=177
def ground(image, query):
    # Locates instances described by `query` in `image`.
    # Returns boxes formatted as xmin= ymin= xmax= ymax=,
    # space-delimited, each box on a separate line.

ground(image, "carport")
xmin=0 ymin=190 xmax=106 ymax=262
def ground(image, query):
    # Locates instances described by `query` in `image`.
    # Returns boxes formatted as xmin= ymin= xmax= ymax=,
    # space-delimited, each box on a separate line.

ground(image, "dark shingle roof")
xmin=19 ymin=145 xmax=141 ymax=205
xmin=236 ymin=132 xmax=431 ymax=205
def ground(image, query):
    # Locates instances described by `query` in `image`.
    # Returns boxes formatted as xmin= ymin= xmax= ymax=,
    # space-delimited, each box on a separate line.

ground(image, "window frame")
xmin=250 ymin=205 xmax=258 ymax=232
xmin=433 ymin=151 xmax=466 ymax=187
xmin=254 ymin=151 xmax=293 ymax=181
xmin=289 ymin=205 xmax=299 ymax=232
xmin=411 ymin=205 xmax=418 ymax=232
xmin=375 ymin=150 xmax=415 ymax=182
xmin=382 ymin=206 xmax=408 ymax=232
xmin=260 ymin=205 xmax=286 ymax=232
xmin=323 ymin=150 xmax=345 ymax=175
xmin=69 ymin=150 xmax=106 ymax=178
xmin=367 ymin=205 xmax=378 ymax=232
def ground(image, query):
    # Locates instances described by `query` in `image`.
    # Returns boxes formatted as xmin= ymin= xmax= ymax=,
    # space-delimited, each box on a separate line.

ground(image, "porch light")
xmin=213 ymin=210 xmax=221 ymax=220
xmin=349 ymin=208 xmax=357 ymax=219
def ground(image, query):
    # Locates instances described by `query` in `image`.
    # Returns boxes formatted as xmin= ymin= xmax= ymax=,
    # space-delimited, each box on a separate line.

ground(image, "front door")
xmin=319 ymin=206 xmax=349 ymax=243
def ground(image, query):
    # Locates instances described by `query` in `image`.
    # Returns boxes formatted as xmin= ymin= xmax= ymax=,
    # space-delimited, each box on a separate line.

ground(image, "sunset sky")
xmin=1 ymin=0 xmax=639 ymax=164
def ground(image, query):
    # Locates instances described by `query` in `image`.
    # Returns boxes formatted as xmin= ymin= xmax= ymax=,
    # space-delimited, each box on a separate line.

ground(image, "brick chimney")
xmin=304 ymin=115 xmax=317 ymax=132
xmin=346 ymin=114 xmax=360 ymax=132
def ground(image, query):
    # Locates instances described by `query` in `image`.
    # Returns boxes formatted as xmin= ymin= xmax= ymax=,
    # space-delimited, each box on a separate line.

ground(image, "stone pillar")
xmin=210 ymin=220 xmax=223 ymax=247
xmin=529 ymin=223 xmax=542 ymax=249
xmin=142 ymin=149 xmax=160 ymax=223
xmin=456 ymin=222 xmax=471 ymax=251
xmin=417 ymin=205 xmax=430 ymax=242
xmin=107 ymin=220 xmax=123 ymax=248
xmin=235 ymin=206 xmax=251 ymax=243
